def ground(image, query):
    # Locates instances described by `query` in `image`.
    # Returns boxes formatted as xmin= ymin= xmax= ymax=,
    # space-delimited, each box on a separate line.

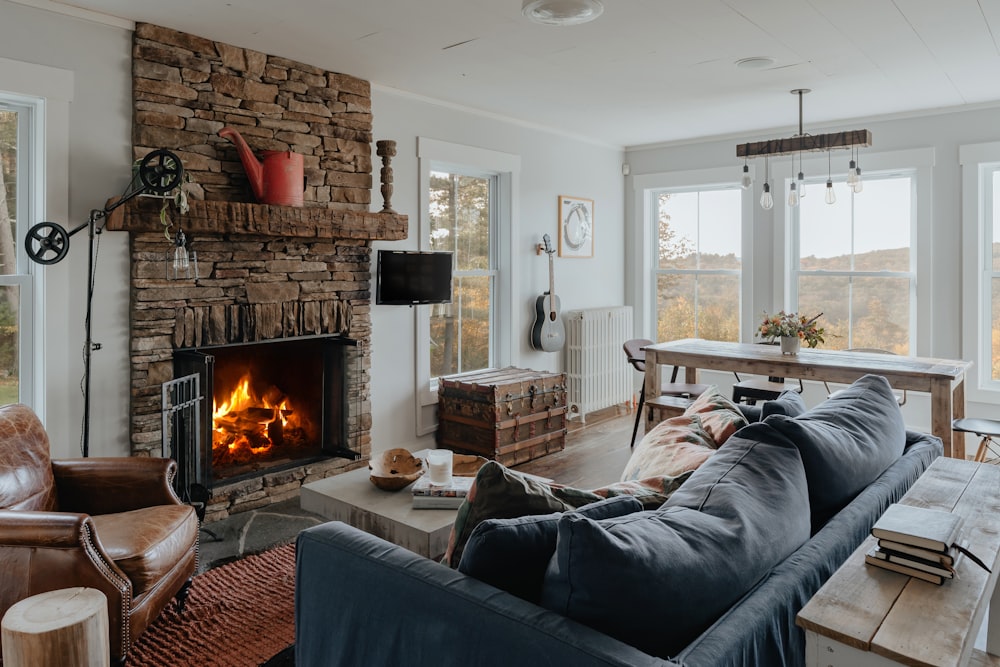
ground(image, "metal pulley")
xmin=24 ymin=148 xmax=184 ymax=265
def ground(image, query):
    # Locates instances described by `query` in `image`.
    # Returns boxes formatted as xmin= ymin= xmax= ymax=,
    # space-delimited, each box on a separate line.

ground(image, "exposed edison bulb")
xmin=760 ymin=182 xmax=774 ymax=210
xmin=797 ymin=171 xmax=806 ymax=198
xmin=846 ymin=160 xmax=858 ymax=188
xmin=825 ymin=179 xmax=836 ymax=205
xmin=741 ymin=164 xmax=752 ymax=190
xmin=788 ymin=182 xmax=799 ymax=208
xmin=852 ymin=166 xmax=863 ymax=193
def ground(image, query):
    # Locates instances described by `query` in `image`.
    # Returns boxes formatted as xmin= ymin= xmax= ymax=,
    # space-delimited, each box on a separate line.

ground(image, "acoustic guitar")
xmin=530 ymin=234 xmax=566 ymax=352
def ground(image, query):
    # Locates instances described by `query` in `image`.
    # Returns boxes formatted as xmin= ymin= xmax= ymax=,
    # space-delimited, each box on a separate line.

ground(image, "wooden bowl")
xmin=369 ymin=448 xmax=425 ymax=491
xmin=453 ymin=453 xmax=489 ymax=477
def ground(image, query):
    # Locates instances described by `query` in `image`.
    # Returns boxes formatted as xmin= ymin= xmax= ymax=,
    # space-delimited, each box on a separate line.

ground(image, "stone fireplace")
xmin=105 ymin=23 xmax=407 ymax=522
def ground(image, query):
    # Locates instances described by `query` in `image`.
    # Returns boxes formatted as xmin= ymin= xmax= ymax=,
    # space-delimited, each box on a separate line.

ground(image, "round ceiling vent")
xmin=522 ymin=0 xmax=604 ymax=26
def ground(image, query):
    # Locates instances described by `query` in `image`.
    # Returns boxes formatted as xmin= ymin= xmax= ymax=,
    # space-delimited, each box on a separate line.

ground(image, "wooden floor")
xmin=513 ymin=404 xmax=638 ymax=489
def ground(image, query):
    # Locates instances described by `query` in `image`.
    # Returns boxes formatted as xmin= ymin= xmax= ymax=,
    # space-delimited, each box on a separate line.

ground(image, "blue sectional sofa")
xmin=294 ymin=375 xmax=942 ymax=666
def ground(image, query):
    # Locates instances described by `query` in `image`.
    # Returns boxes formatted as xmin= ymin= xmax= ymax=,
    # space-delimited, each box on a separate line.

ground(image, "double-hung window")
xmin=652 ymin=185 xmax=743 ymax=342
xmin=960 ymin=142 xmax=1000 ymax=396
xmin=414 ymin=138 xmax=517 ymax=435
xmin=0 ymin=98 xmax=36 ymax=407
xmin=791 ymin=173 xmax=916 ymax=353
xmin=427 ymin=168 xmax=497 ymax=378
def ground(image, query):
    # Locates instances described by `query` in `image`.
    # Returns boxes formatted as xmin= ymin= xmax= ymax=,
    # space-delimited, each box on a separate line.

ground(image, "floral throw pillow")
xmin=619 ymin=416 xmax=716 ymax=484
xmin=683 ymin=385 xmax=750 ymax=445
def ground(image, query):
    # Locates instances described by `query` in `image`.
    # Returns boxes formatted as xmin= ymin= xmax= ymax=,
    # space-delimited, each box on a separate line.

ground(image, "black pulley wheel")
xmin=138 ymin=149 xmax=184 ymax=194
xmin=25 ymin=222 xmax=70 ymax=264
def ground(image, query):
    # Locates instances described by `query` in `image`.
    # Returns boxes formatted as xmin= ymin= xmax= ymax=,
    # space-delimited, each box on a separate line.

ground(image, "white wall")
xmin=0 ymin=0 xmax=132 ymax=458
xmin=624 ymin=104 xmax=1000 ymax=433
xmin=370 ymin=90 xmax=625 ymax=453
xmin=0 ymin=1 xmax=627 ymax=457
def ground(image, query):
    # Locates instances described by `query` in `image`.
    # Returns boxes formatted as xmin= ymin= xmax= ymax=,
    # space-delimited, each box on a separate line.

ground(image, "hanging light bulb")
xmin=788 ymin=181 xmax=798 ymax=208
xmin=797 ymin=151 xmax=806 ymax=199
xmin=760 ymin=182 xmax=773 ymax=210
xmin=852 ymin=154 xmax=863 ymax=193
xmin=741 ymin=161 xmax=752 ymax=190
xmin=847 ymin=160 xmax=858 ymax=188
xmin=825 ymin=150 xmax=836 ymax=205
xmin=166 ymin=229 xmax=198 ymax=280
xmin=759 ymin=156 xmax=773 ymax=209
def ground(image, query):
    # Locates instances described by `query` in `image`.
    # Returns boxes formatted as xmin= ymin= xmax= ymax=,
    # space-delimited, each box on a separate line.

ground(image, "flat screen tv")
xmin=376 ymin=250 xmax=453 ymax=305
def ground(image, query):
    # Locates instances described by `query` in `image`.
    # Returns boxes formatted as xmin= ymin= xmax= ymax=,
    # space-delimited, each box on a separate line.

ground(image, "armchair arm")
xmin=52 ymin=457 xmax=183 ymax=515
xmin=0 ymin=509 xmax=92 ymax=547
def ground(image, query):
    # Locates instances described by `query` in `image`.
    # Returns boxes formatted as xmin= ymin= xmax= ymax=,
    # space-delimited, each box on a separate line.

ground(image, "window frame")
xmin=773 ymin=148 xmax=933 ymax=356
xmin=650 ymin=184 xmax=744 ymax=342
xmin=631 ymin=166 xmax=755 ymax=342
xmin=960 ymin=141 xmax=1000 ymax=401
xmin=414 ymin=138 xmax=519 ymax=436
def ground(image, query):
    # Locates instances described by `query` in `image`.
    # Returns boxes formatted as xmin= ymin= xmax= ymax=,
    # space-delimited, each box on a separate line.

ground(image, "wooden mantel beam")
xmin=736 ymin=130 xmax=871 ymax=158
xmin=103 ymin=197 xmax=408 ymax=241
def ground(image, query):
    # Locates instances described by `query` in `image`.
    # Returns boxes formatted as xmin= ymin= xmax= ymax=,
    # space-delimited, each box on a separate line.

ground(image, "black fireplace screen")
xmin=168 ymin=335 xmax=360 ymax=496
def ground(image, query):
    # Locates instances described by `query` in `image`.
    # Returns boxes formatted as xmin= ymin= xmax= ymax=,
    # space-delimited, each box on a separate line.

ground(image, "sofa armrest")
xmin=52 ymin=457 xmax=183 ymax=515
xmin=295 ymin=522 xmax=673 ymax=667
xmin=0 ymin=509 xmax=96 ymax=547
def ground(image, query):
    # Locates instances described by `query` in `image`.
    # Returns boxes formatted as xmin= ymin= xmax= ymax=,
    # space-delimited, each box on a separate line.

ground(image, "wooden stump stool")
xmin=1 ymin=587 xmax=109 ymax=667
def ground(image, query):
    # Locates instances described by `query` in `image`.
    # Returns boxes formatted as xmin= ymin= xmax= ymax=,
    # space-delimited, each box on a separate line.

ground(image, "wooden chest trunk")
xmin=436 ymin=367 xmax=567 ymax=466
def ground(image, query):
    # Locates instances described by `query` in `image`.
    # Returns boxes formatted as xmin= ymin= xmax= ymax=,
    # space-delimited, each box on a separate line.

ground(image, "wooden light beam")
xmin=737 ymin=130 xmax=871 ymax=158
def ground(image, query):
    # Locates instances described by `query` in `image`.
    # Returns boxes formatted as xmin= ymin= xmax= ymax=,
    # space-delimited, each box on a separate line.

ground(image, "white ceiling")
xmin=46 ymin=0 xmax=1000 ymax=148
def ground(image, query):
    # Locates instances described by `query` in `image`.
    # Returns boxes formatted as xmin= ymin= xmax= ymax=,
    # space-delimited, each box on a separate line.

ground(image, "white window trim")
xmin=0 ymin=57 xmax=74 ymax=421
xmin=959 ymin=141 xmax=1000 ymax=402
xmin=772 ymin=147 xmax=934 ymax=356
xmin=630 ymin=166 xmax=755 ymax=341
xmin=414 ymin=137 xmax=519 ymax=436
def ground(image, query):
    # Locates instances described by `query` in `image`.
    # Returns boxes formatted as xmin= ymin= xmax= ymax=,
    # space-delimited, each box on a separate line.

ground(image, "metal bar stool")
xmin=952 ymin=418 xmax=1000 ymax=463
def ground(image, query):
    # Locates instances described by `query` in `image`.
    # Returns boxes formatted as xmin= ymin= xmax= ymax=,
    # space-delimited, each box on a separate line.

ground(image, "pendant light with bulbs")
xmin=736 ymin=89 xmax=871 ymax=210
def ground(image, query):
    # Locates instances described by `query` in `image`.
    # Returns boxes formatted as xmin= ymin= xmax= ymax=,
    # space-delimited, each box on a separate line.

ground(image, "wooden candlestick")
xmin=376 ymin=140 xmax=397 ymax=213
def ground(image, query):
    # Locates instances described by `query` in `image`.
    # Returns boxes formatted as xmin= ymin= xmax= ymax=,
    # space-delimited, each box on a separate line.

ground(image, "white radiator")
xmin=564 ymin=306 xmax=634 ymax=422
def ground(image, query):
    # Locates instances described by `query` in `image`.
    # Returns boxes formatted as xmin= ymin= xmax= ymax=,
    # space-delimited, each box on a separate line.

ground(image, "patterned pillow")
xmin=683 ymin=386 xmax=750 ymax=445
xmin=619 ymin=416 xmax=716 ymax=483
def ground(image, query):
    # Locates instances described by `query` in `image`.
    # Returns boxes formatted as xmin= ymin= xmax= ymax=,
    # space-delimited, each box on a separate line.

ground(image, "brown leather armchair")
xmin=0 ymin=403 xmax=199 ymax=664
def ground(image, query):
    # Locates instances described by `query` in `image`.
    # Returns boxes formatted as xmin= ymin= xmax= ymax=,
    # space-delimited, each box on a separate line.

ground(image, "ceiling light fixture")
xmin=737 ymin=89 xmax=871 ymax=210
xmin=522 ymin=0 xmax=604 ymax=25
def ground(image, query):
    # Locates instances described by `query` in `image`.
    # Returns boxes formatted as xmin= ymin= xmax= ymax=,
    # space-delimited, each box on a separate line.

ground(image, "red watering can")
xmin=218 ymin=127 xmax=304 ymax=207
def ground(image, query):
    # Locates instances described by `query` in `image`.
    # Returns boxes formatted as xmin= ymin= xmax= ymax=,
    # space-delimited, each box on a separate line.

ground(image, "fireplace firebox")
xmin=172 ymin=335 xmax=361 ymax=493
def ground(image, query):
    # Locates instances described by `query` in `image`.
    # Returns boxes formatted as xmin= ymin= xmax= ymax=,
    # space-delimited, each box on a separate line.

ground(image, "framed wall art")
xmin=558 ymin=195 xmax=594 ymax=258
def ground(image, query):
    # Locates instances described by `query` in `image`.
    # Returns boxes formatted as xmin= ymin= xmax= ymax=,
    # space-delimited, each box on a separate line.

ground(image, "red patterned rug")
xmin=126 ymin=542 xmax=296 ymax=667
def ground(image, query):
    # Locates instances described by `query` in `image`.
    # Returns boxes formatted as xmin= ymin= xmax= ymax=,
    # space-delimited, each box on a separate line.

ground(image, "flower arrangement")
xmin=757 ymin=311 xmax=826 ymax=348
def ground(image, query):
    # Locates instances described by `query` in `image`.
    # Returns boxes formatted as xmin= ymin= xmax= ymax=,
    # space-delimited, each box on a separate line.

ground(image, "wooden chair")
xmin=623 ymin=339 xmax=710 ymax=448
xmin=823 ymin=348 xmax=907 ymax=406
xmin=731 ymin=342 xmax=803 ymax=406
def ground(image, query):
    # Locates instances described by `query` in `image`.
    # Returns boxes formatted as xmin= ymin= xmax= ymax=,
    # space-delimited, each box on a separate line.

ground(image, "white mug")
xmin=426 ymin=449 xmax=453 ymax=485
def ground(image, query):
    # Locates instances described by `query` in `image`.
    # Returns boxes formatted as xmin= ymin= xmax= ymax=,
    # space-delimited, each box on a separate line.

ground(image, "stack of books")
xmin=411 ymin=475 xmax=474 ymax=509
xmin=865 ymin=503 xmax=963 ymax=585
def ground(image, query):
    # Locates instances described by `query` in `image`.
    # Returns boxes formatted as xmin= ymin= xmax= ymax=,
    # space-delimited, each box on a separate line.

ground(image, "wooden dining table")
xmin=644 ymin=339 xmax=974 ymax=459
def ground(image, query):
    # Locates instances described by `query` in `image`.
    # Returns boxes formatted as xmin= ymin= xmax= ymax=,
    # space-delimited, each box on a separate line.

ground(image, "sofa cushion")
xmin=444 ymin=461 xmax=687 ymax=568
xmin=541 ymin=430 xmax=810 ymax=659
xmin=458 ymin=495 xmax=643 ymax=603
xmin=619 ymin=416 xmax=716 ymax=483
xmin=91 ymin=504 xmax=200 ymax=595
xmin=761 ymin=389 xmax=808 ymax=419
xmin=763 ymin=373 xmax=906 ymax=528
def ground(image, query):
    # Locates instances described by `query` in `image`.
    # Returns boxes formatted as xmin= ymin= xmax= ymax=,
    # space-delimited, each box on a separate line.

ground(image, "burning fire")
xmin=212 ymin=373 xmax=296 ymax=463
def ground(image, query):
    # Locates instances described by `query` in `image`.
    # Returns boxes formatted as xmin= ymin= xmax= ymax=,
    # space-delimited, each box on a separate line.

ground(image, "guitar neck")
xmin=547 ymin=252 xmax=556 ymax=316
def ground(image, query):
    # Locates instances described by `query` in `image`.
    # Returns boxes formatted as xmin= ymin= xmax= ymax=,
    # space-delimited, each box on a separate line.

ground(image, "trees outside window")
xmin=792 ymin=175 xmax=915 ymax=354
xmin=0 ymin=106 xmax=22 ymax=405
xmin=427 ymin=170 xmax=496 ymax=378
xmin=653 ymin=187 xmax=742 ymax=342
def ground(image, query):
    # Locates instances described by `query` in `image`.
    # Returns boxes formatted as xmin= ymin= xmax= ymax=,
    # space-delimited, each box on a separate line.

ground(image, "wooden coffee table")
xmin=796 ymin=457 xmax=1000 ymax=666
xmin=299 ymin=463 xmax=458 ymax=560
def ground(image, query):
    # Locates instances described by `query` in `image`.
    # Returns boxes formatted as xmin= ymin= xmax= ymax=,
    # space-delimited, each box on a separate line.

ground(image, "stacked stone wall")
xmin=132 ymin=22 xmax=372 ymax=208
xmin=123 ymin=24 xmax=391 ymax=521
